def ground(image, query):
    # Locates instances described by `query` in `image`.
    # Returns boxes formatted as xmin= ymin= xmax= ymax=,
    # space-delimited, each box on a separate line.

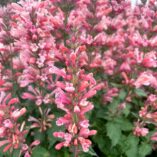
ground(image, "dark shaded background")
xmin=0 ymin=0 xmax=18 ymax=6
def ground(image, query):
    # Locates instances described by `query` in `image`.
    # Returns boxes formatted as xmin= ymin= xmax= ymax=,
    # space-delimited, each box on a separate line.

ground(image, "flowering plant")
xmin=0 ymin=0 xmax=157 ymax=157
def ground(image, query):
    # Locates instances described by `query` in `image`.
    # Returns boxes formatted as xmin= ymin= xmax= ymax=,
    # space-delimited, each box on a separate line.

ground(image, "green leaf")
xmin=34 ymin=131 xmax=45 ymax=142
xmin=32 ymin=146 xmax=50 ymax=157
xmin=119 ymin=90 xmax=127 ymax=100
xmin=110 ymin=83 xmax=123 ymax=88
xmin=108 ymin=89 xmax=127 ymax=113
xmin=47 ymin=120 xmax=65 ymax=149
xmin=0 ymin=147 xmax=4 ymax=157
xmin=93 ymin=134 xmax=106 ymax=153
xmin=106 ymin=121 xmax=121 ymax=146
xmin=114 ymin=117 xmax=133 ymax=131
xmin=80 ymin=147 xmax=98 ymax=157
xmin=123 ymin=104 xmax=131 ymax=117
xmin=13 ymin=149 xmax=20 ymax=157
xmin=47 ymin=127 xmax=58 ymax=149
xmin=125 ymin=135 xmax=139 ymax=157
xmin=138 ymin=143 xmax=152 ymax=157
xmin=87 ymin=147 xmax=98 ymax=157
xmin=50 ymin=147 xmax=69 ymax=157
xmin=135 ymin=89 xmax=147 ymax=97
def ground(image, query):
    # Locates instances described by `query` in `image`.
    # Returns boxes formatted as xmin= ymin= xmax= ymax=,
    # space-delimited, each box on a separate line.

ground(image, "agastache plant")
xmin=52 ymin=1 xmax=104 ymax=155
xmin=53 ymin=45 xmax=103 ymax=154
xmin=10 ymin=0 xmax=64 ymax=133
xmin=0 ymin=92 xmax=27 ymax=154
xmin=1 ymin=0 xmax=157 ymax=156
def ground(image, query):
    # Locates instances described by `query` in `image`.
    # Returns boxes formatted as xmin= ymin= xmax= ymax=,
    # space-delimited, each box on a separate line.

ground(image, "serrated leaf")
xmin=106 ymin=122 xmax=121 ymax=146
xmin=138 ymin=143 xmax=152 ymax=157
xmin=47 ymin=128 xmax=58 ymax=149
xmin=114 ymin=117 xmax=133 ymax=131
xmin=125 ymin=135 xmax=139 ymax=157
xmin=32 ymin=146 xmax=50 ymax=157
xmin=93 ymin=134 xmax=104 ymax=149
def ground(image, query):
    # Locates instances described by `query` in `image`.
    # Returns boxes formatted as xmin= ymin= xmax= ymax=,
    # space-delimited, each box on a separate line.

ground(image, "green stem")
xmin=73 ymin=145 xmax=79 ymax=157
xmin=18 ymin=150 xmax=22 ymax=157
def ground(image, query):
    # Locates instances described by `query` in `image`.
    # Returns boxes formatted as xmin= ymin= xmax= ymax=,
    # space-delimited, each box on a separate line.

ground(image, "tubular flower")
xmin=0 ymin=92 xmax=27 ymax=152
xmin=53 ymin=47 xmax=102 ymax=153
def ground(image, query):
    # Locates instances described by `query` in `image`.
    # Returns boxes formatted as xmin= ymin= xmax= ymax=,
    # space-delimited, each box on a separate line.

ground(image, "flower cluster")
xmin=0 ymin=92 xmax=27 ymax=152
xmin=1 ymin=0 xmax=157 ymax=156
xmin=53 ymin=45 xmax=103 ymax=153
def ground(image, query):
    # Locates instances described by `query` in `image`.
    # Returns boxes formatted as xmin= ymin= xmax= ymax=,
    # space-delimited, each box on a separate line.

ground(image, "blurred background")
xmin=0 ymin=0 xmax=19 ymax=6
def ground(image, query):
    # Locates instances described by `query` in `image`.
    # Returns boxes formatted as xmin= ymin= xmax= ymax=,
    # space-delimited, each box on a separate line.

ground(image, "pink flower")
xmin=0 ymin=140 xmax=9 ymax=148
xmin=133 ymin=126 xmax=149 ymax=137
xmin=103 ymin=88 xmax=119 ymax=103
xmin=56 ymin=117 xmax=70 ymax=126
xmin=79 ymin=120 xmax=89 ymax=128
xmin=55 ymin=142 xmax=64 ymax=150
xmin=0 ymin=127 xmax=6 ymax=137
xmin=24 ymin=151 xmax=31 ymax=157
xmin=30 ymin=140 xmax=40 ymax=147
xmin=78 ymin=137 xmax=92 ymax=152
xmin=94 ymin=16 xmax=109 ymax=31
xmin=147 ymin=94 xmax=157 ymax=102
xmin=120 ymin=62 xmax=131 ymax=72
xmin=3 ymin=119 xmax=13 ymax=128
xmin=22 ymin=86 xmax=44 ymax=106
xmin=134 ymin=71 xmax=157 ymax=88
xmin=11 ymin=108 xmax=26 ymax=119
xmin=151 ymin=132 xmax=157 ymax=141
xmin=102 ymin=58 xmax=117 ymax=75
xmin=142 ymin=51 xmax=157 ymax=68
